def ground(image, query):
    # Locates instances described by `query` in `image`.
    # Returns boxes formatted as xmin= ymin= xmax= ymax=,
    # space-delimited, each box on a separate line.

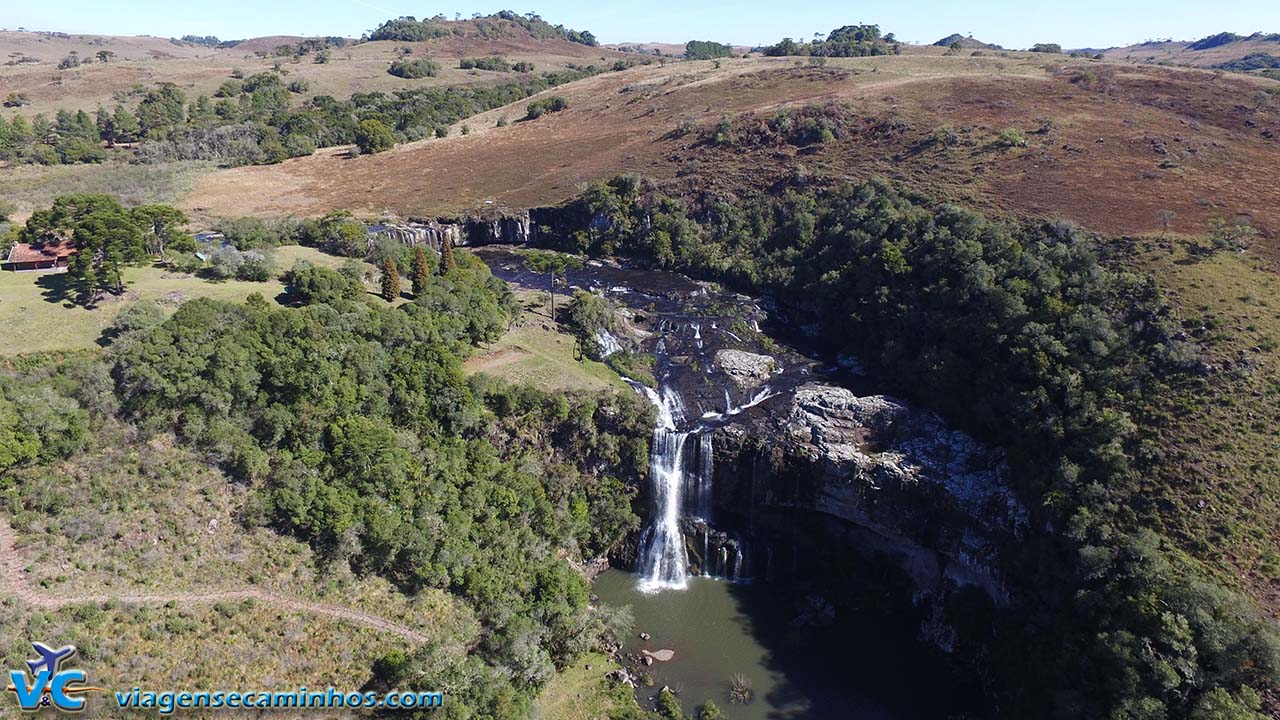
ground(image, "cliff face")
xmin=463 ymin=213 xmax=534 ymax=245
xmin=713 ymin=383 xmax=1025 ymax=601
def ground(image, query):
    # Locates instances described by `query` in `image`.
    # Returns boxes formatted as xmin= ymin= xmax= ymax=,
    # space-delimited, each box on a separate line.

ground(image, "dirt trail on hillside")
xmin=0 ymin=519 xmax=431 ymax=643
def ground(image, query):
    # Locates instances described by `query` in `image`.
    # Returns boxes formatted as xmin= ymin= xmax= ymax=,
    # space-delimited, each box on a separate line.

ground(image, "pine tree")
xmin=380 ymin=257 xmax=401 ymax=301
xmin=441 ymin=238 xmax=457 ymax=274
xmin=411 ymin=245 xmax=431 ymax=295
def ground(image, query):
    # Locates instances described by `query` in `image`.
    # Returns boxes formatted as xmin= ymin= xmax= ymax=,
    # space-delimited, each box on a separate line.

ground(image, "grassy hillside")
xmin=178 ymin=52 xmax=1280 ymax=244
xmin=0 ymin=246 xmax=373 ymax=354
xmin=1 ymin=427 xmax=478 ymax=717
xmin=0 ymin=18 xmax=627 ymax=118
xmin=1120 ymin=234 xmax=1280 ymax=609
xmin=1100 ymin=32 xmax=1280 ymax=70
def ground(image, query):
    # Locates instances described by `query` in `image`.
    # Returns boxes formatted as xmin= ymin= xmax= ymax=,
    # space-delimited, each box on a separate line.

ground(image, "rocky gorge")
xmin=475 ymin=245 xmax=1025 ymax=632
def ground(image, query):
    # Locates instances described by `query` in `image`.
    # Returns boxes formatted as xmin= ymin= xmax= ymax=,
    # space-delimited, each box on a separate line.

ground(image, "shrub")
xmin=459 ymin=56 xmax=512 ymax=72
xmin=236 ymin=250 xmax=276 ymax=281
xmin=995 ymin=127 xmax=1028 ymax=148
xmin=712 ymin=115 xmax=734 ymax=145
xmin=354 ymin=119 xmax=395 ymax=154
xmin=388 ymin=57 xmax=441 ymax=79
xmin=285 ymin=134 xmax=316 ymax=157
xmin=29 ymin=144 xmax=60 ymax=165
xmin=214 ymin=81 xmax=243 ymax=100
xmin=57 ymin=138 xmax=107 ymax=164
xmin=525 ymin=96 xmax=568 ymax=120
xmin=282 ymin=260 xmax=363 ymax=303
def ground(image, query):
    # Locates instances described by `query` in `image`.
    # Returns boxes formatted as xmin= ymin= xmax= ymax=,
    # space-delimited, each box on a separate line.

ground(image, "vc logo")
xmin=6 ymin=642 xmax=102 ymax=712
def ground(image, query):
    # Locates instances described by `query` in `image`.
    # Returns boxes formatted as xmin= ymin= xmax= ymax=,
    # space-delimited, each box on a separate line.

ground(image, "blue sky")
xmin=4 ymin=0 xmax=1278 ymax=49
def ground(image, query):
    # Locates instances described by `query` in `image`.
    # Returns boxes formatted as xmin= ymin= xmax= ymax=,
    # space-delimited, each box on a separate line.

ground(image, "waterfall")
xmin=697 ymin=432 xmax=713 ymax=520
xmin=633 ymin=375 xmax=694 ymax=593
xmin=636 ymin=425 xmax=692 ymax=592
xmin=594 ymin=328 xmax=623 ymax=357
xmin=702 ymin=528 xmax=710 ymax=577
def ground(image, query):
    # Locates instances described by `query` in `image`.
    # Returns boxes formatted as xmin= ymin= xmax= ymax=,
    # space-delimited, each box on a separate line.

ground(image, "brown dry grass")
xmin=1100 ymin=36 xmax=1280 ymax=68
xmin=0 ymin=28 xmax=627 ymax=117
xmin=181 ymin=54 xmax=1280 ymax=253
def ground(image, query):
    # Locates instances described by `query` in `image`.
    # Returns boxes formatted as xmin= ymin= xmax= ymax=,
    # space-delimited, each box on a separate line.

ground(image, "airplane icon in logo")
xmin=27 ymin=643 xmax=77 ymax=677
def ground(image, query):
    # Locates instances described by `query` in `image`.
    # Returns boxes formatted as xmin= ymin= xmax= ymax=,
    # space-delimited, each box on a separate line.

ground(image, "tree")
xmin=389 ymin=58 xmax=441 ymax=78
xmin=131 ymin=205 xmax=190 ymax=263
xmin=355 ymin=118 xmax=395 ymax=154
xmin=69 ymin=208 xmax=145 ymax=297
xmin=96 ymin=50 xmax=115 ymax=63
xmin=283 ymin=261 xmax=364 ymax=304
xmin=684 ymin=41 xmax=733 ymax=60
xmin=1156 ymin=209 xmax=1176 ymax=236
xmin=380 ymin=257 xmax=401 ymax=301
xmin=441 ymin=237 xmax=457 ymax=274
xmin=521 ymin=249 xmax=583 ymax=325
xmin=411 ymin=245 xmax=431 ymax=295
xmin=112 ymin=105 xmax=140 ymax=144
xmin=136 ymin=82 xmax=187 ymax=136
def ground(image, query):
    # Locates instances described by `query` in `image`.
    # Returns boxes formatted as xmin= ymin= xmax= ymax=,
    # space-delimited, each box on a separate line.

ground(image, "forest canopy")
xmin=541 ymin=175 xmax=1280 ymax=720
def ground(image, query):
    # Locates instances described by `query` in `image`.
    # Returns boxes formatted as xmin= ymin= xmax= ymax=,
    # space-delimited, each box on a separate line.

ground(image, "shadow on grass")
xmin=33 ymin=271 xmax=79 ymax=308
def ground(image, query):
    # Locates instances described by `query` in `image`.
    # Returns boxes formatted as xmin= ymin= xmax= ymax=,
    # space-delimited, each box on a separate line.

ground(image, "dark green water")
xmin=594 ymin=570 xmax=978 ymax=720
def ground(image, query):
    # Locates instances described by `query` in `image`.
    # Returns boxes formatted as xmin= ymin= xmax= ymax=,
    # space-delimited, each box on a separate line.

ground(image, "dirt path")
xmin=0 ymin=519 xmax=432 ymax=644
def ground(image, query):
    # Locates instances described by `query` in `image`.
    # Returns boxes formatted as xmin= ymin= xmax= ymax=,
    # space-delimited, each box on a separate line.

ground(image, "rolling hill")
xmin=0 ymin=17 xmax=628 ymax=117
xmin=1100 ymin=31 xmax=1280 ymax=71
xmin=180 ymin=52 xmax=1280 ymax=251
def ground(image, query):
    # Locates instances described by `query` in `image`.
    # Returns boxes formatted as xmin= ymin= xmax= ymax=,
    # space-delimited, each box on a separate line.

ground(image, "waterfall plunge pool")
xmin=475 ymin=246 xmax=989 ymax=719
xmin=594 ymin=570 xmax=982 ymax=720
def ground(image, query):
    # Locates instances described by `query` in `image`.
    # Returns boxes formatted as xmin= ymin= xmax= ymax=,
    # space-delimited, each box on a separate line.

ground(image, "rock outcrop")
xmin=464 ymin=213 xmax=534 ymax=245
xmin=715 ymin=383 xmax=1024 ymax=601
xmin=713 ymin=349 xmax=776 ymax=390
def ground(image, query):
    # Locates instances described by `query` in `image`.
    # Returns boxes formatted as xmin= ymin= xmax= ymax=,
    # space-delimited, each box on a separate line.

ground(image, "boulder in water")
xmin=643 ymin=648 xmax=676 ymax=662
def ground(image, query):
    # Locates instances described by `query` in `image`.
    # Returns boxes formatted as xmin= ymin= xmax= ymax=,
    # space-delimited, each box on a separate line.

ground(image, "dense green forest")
xmin=0 ymin=60 xmax=644 ymax=167
xmin=369 ymin=11 xmax=598 ymax=46
xmin=540 ymin=175 xmax=1280 ymax=719
xmin=684 ymin=41 xmax=734 ymax=60
xmin=0 ymin=210 xmax=652 ymax=718
xmin=763 ymin=24 xmax=901 ymax=57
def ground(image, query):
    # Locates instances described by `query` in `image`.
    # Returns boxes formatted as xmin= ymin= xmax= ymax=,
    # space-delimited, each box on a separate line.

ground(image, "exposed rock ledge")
xmin=715 ymin=383 xmax=1026 ymax=600
xmin=713 ymin=349 xmax=776 ymax=390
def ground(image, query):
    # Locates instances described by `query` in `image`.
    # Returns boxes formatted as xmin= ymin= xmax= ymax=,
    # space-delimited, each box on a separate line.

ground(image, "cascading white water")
xmin=633 ymin=370 xmax=694 ymax=593
xmin=696 ymin=432 xmax=713 ymax=520
xmin=636 ymin=425 xmax=692 ymax=592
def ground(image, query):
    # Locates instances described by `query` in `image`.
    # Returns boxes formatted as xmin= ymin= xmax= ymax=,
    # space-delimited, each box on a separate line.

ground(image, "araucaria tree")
xmin=22 ymin=194 xmax=157 ymax=302
xmin=520 ymin=249 xmax=584 ymax=325
xmin=441 ymin=238 xmax=457 ymax=274
xmin=411 ymin=245 xmax=431 ymax=295
xmin=380 ymin=257 xmax=401 ymax=301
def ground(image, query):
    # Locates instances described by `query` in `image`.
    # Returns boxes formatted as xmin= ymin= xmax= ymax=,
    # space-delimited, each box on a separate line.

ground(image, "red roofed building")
xmin=2 ymin=240 xmax=77 ymax=271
